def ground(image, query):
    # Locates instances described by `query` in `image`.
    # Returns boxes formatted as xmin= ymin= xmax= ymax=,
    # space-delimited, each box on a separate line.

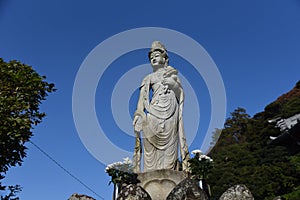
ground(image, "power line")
xmin=29 ymin=141 xmax=105 ymax=200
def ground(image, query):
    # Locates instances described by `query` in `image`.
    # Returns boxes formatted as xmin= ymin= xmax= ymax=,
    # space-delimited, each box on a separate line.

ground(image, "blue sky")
xmin=1 ymin=1 xmax=300 ymax=199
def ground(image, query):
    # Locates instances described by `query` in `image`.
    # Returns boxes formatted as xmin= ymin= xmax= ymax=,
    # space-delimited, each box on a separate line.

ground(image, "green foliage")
xmin=0 ymin=185 xmax=21 ymax=200
xmin=264 ymin=82 xmax=300 ymax=119
xmin=288 ymin=153 xmax=300 ymax=173
xmin=105 ymin=158 xmax=138 ymax=186
xmin=281 ymin=97 xmax=300 ymax=118
xmin=208 ymin=84 xmax=300 ymax=200
xmin=283 ymin=185 xmax=300 ymax=200
xmin=105 ymin=168 xmax=137 ymax=186
xmin=0 ymin=58 xmax=55 ymax=198
xmin=188 ymin=152 xmax=213 ymax=180
xmin=207 ymin=128 xmax=222 ymax=152
xmin=224 ymin=107 xmax=250 ymax=130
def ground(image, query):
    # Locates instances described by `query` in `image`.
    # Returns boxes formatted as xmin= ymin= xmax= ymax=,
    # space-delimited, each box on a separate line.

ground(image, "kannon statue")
xmin=133 ymin=41 xmax=190 ymax=172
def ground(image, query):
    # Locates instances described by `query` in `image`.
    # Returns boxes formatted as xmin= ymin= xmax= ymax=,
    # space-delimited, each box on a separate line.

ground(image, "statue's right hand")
xmin=133 ymin=115 xmax=143 ymax=132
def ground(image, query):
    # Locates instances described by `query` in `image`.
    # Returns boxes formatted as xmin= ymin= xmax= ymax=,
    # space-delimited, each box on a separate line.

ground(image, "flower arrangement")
xmin=188 ymin=149 xmax=213 ymax=180
xmin=105 ymin=157 xmax=137 ymax=185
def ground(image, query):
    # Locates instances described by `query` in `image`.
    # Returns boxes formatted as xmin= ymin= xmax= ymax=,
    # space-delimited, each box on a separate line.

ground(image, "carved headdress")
xmin=148 ymin=41 xmax=169 ymax=61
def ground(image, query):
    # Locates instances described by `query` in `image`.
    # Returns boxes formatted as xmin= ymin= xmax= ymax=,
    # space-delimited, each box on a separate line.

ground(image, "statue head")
xmin=148 ymin=41 xmax=169 ymax=66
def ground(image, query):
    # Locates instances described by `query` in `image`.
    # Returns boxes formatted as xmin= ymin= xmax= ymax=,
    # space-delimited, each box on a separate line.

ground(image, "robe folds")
xmin=134 ymin=66 xmax=190 ymax=172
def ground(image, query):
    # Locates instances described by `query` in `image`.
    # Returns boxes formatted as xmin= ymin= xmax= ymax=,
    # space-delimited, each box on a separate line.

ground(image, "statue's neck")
xmin=152 ymin=65 xmax=166 ymax=72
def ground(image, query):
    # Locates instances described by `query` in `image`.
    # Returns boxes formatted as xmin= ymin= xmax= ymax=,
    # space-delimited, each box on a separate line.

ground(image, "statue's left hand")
xmin=162 ymin=76 xmax=177 ymax=90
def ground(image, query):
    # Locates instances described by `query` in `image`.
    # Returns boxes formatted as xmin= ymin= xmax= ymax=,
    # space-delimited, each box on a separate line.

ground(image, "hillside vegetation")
xmin=208 ymin=81 xmax=300 ymax=200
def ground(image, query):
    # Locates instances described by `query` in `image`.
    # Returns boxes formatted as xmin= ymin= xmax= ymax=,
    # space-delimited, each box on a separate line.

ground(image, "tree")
xmin=224 ymin=107 xmax=250 ymax=131
xmin=223 ymin=107 xmax=250 ymax=143
xmin=207 ymin=128 xmax=222 ymax=153
xmin=0 ymin=58 xmax=55 ymax=198
xmin=208 ymin=100 xmax=300 ymax=199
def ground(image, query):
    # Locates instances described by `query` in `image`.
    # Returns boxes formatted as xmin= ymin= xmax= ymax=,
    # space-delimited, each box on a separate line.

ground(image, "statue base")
xmin=137 ymin=169 xmax=187 ymax=200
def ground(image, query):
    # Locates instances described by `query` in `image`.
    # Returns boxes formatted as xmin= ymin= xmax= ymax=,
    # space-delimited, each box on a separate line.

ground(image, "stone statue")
xmin=133 ymin=41 xmax=190 ymax=172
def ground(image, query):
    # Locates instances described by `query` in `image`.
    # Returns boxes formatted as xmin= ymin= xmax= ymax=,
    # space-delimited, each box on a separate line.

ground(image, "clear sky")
xmin=1 ymin=1 xmax=300 ymax=199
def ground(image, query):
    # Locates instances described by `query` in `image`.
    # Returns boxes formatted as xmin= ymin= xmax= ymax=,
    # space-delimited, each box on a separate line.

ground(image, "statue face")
xmin=150 ymin=51 xmax=165 ymax=68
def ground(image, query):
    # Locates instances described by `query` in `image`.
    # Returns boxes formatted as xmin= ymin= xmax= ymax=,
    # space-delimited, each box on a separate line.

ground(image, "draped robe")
xmin=134 ymin=66 xmax=189 ymax=172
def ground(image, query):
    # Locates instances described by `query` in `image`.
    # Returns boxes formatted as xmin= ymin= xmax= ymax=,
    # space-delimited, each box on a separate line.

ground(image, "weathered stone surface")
xmin=117 ymin=184 xmax=151 ymax=200
xmin=68 ymin=193 xmax=95 ymax=200
xmin=132 ymin=41 xmax=190 ymax=172
xmin=167 ymin=178 xmax=208 ymax=200
xmin=137 ymin=169 xmax=187 ymax=200
xmin=219 ymin=184 xmax=254 ymax=200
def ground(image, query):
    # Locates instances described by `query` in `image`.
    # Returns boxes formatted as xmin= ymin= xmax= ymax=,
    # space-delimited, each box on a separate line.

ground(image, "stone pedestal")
xmin=137 ymin=169 xmax=187 ymax=200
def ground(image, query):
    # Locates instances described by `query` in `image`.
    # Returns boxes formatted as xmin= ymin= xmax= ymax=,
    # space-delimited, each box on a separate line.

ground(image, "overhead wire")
xmin=29 ymin=140 xmax=105 ymax=200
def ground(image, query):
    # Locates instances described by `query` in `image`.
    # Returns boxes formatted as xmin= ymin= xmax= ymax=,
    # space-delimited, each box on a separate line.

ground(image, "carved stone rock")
xmin=68 ymin=193 xmax=95 ymax=200
xmin=167 ymin=178 xmax=208 ymax=200
xmin=219 ymin=184 xmax=254 ymax=200
xmin=117 ymin=184 xmax=151 ymax=200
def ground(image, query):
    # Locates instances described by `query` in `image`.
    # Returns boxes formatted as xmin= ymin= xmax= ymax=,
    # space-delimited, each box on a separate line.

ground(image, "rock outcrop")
xmin=219 ymin=184 xmax=254 ymax=200
xmin=167 ymin=178 xmax=208 ymax=200
xmin=117 ymin=184 xmax=152 ymax=200
xmin=68 ymin=193 xmax=96 ymax=200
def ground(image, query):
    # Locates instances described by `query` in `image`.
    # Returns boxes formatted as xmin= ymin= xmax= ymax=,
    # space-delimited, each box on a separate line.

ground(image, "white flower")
xmin=105 ymin=157 xmax=134 ymax=173
xmin=117 ymin=161 xmax=122 ymax=166
xmin=199 ymin=154 xmax=213 ymax=162
xmin=191 ymin=149 xmax=202 ymax=155
xmin=105 ymin=166 xmax=109 ymax=172
xmin=123 ymin=157 xmax=132 ymax=164
xmin=105 ymin=163 xmax=115 ymax=172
